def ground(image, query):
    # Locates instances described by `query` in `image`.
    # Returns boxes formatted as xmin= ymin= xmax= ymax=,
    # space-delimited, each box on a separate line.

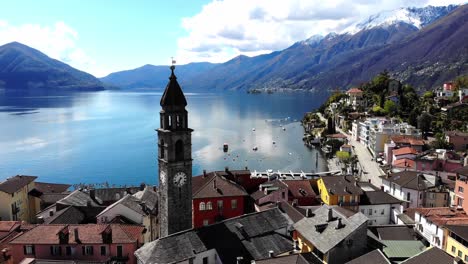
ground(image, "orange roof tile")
xmin=390 ymin=135 xmax=425 ymax=146
xmin=393 ymin=159 xmax=415 ymax=168
xmin=9 ymin=224 xmax=144 ymax=245
xmin=393 ymin=147 xmax=419 ymax=156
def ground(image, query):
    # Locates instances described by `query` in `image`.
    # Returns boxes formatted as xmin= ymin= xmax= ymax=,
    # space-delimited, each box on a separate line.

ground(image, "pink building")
xmin=8 ymin=224 xmax=144 ymax=264
xmin=454 ymin=166 xmax=468 ymax=212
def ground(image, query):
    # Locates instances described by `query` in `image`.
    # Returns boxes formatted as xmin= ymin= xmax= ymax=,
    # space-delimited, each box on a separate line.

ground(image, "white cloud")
xmin=0 ymin=21 xmax=107 ymax=77
xmin=176 ymin=0 xmax=466 ymax=64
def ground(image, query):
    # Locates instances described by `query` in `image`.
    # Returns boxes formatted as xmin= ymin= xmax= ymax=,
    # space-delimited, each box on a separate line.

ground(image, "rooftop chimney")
xmin=213 ymin=179 xmax=217 ymax=189
xmin=203 ymin=170 xmax=207 ymax=177
xmin=268 ymin=250 xmax=274 ymax=258
xmin=90 ymin=189 xmax=96 ymax=201
xmin=306 ymin=208 xmax=313 ymax=217
xmin=336 ymin=218 xmax=345 ymax=229
xmin=225 ymin=166 xmax=229 ymax=172
xmin=139 ymin=183 xmax=146 ymax=191
xmin=344 ymin=186 xmax=348 ymax=193
xmin=328 ymin=208 xmax=333 ymax=222
xmin=354 ymin=181 xmax=358 ymax=187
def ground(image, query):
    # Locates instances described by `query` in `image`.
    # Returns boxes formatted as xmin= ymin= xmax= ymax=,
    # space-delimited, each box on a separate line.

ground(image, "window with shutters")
xmin=117 ymin=245 xmax=123 ymax=257
xmin=231 ymin=199 xmax=237 ymax=209
xmin=100 ymin=246 xmax=106 ymax=256
xmin=199 ymin=202 xmax=206 ymax=211
xmin=24 ymin=245 xmax=34 ymax=255
xmin=50 ymin=246 xmax=61 ymax=256
xmin=206 ymin=202 xmax=213 ymax=210
xmin=83 ymin=246 xmax=93 ymax=256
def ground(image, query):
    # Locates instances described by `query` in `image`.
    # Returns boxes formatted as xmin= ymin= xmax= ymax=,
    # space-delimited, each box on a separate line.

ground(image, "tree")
xmin=431 ymin=132 xmax=453 ymax=150
xmin=408 ymin=110 xmax=419 ymax=127
xmin=384 ymin=100 xmax=397 ymax=116
xmin=417 ymin=112 xmax=432 ymax=139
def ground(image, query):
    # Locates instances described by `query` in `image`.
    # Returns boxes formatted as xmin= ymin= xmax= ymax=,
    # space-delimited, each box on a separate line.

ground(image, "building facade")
xmin=8 ymin=224 xmax=144 ymax=264
xmin=0 ymin=175 xmax=37 ymax=223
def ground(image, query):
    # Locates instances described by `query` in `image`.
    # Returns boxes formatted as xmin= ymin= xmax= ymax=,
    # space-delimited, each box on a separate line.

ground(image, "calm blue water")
xmin=0 ymin=90 xmax=326 ymax=186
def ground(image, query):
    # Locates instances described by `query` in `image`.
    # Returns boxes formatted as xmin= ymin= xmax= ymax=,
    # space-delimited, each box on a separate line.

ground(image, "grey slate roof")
xmin=40 ymin=193 xmax=70 ymax=204
xmin=0 ymin=175 xmax=37 ymax=194
xmin=94 ymin=187 xmax=140 ymax=203
xmin=446 ymin=225 xmax=468 ymax=242
xmin=256 ymin=253 xmax=322 ymax=264
xmin=320 ymin=176 xmax=363 ymax=195
xmin=359 ymin=184 xmax=403 ymax=205
xmin=293 ymin=205 xmax=368 ymax=254
xmin=401 ymin=247 xmax=454 ymax=264
xmin=135 ymin=208 xmax=292 ymax=264
xmin=44 ymin=206 xmax=85 ymax=224
xmin=133 ymin=186 xmax=158 ymax=212
xmin=58 ymin=190 xmax=102 ymax=207
xmin=346 ymin=249 xmax=390 ymax=264
xmin=379 ymin=171 xmax=435 ymax=190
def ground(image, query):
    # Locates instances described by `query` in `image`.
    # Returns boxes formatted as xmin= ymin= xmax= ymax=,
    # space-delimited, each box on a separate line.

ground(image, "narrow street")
xmin=317 ymin=113 xmax=384 ymax=187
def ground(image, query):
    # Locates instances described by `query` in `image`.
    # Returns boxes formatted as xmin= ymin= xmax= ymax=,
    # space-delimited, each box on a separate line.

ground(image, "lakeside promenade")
xmin=316 ymin=113 xmax=384 ymax=187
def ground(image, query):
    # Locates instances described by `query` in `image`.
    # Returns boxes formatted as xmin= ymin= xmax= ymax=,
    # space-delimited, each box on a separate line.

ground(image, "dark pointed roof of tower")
xmin=160 ymin=65 xmax=187 ymax=107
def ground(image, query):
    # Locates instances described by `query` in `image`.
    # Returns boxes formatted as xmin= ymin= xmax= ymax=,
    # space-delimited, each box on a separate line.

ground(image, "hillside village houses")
xmin=1 ymin=69 xmax=468 ymax=264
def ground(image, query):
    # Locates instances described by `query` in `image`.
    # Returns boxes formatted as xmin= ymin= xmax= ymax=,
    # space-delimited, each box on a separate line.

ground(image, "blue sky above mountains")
xmin=0 ymin=0 xmax=465 ymax=77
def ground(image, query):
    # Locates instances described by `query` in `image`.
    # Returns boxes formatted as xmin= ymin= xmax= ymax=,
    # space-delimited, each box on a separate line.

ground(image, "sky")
xmin=0 ymin=0 xmax=465 ymax=77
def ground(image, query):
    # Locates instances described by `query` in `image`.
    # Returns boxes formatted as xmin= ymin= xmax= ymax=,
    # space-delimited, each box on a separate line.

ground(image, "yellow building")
xmin=0 ymin=175 xmax=37 ymax=222
xmin=317 ymin=176 xmax=362 ymax=207
xmin=445 ymin=225 xmax=468 ymax=262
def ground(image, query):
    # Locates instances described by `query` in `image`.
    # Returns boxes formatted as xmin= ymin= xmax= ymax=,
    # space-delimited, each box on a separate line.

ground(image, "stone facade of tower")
xmin=157 ymin=66 xmax=193 ymax=237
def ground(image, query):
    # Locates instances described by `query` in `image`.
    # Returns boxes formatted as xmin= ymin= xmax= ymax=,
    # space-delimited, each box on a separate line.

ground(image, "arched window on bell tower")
xmin=175 ymin=140 xmax=184 ymax=161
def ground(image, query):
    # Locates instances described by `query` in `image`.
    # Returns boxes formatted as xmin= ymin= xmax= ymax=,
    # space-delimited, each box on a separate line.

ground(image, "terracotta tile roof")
xmin=34 ymin=182 xmax=71 ymax=193
xmin=9 ymin=224 xmax=144 ymax=244
xmin=390 ymin=135 xmax=425 ymax=146
xmin=347 ymin=88 xmax=363 ymax=94
xmin=393 ymin=159 xmax=415 ymax=168
xmin=320 ymin=176 xmax=363 ymax=196
xmin=393 ymin=147 xmax=419 ymax=156
xmin=414 ymin=207 xmax=468 ymax=226
xmin=0 ymin=221 xmax=21 ymax=241
xmin=283 ymin=180 xmax=317 ymax=199
xmin=0 ymin=175 xmax=37 ymax=194
xmin=192 ymin=173 xmax=248 ymax=199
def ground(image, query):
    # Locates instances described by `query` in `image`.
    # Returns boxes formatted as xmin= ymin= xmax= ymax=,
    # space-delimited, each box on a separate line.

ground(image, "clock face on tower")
xmin=173 ymin=171 xmax=187 ymax=187
xmin=160 ymin=171 xmax=166 ymax=185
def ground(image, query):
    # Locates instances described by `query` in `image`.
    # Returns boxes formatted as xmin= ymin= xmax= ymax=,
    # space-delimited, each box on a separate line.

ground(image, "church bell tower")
xmin=157 ymin=65 xmax=193 ymax=237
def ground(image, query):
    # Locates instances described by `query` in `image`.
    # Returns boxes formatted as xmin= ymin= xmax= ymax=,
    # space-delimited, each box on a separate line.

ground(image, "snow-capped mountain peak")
xmin=343 ymin=4 xmax=459 ymax=34
xmin=299 ymin=34 xmax=324 ymax=45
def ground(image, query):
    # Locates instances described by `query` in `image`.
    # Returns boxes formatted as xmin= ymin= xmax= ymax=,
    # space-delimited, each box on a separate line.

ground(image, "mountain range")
xmin=0 ymin=42 xmax=104 ymax=91
xmin=102 ymin=4 xmax=467 ymax=95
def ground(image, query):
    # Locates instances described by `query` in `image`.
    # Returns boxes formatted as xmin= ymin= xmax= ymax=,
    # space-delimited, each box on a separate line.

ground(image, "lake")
xmin=0 ymin=90 xmax=327 ymax=187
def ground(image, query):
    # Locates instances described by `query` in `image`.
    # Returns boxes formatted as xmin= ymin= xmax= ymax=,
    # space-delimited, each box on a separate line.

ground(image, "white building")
xmin=369 ymin=119 xmax=421 ymax=157
xmin=357 ymin=182 xmax=404 ymax=225
xmin=380 ymin=171 xmax=449 ymax=209
xmin=97 ymin=187 xmax=158 ymax=243
xmin=459 ymin=88 xmax=468 ymax=102
xmin=346 ymin=88 xmax=364 ymax=109
xmin=413 ymin=207 xmax=468 ymax=249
